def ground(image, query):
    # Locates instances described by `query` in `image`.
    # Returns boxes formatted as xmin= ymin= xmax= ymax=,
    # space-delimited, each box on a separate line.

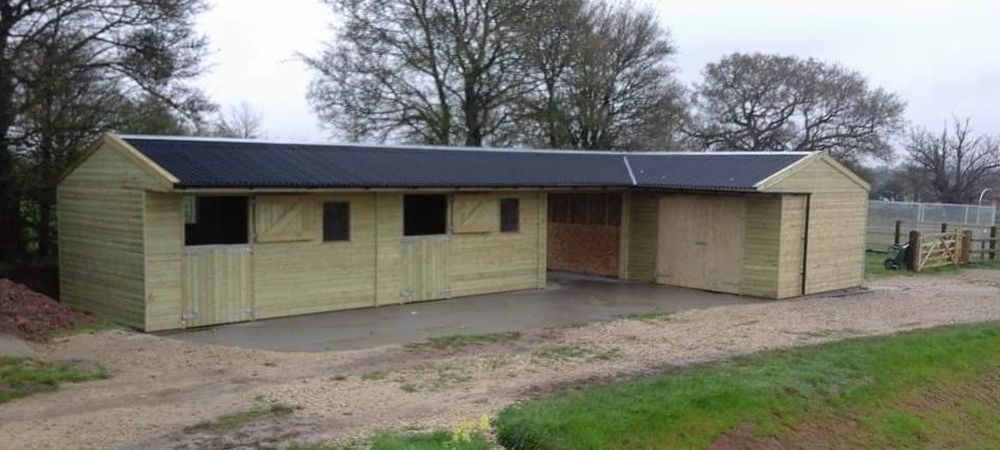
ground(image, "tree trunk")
xmin=36 ymin=192 xmax=54 ymax=260
xmin=0 ymin=13 xmax=24 ymax=261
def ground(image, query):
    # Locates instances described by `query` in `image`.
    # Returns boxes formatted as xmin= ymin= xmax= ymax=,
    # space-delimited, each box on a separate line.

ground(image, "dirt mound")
xmin=0 ymin=278 xmax=96 ymax=341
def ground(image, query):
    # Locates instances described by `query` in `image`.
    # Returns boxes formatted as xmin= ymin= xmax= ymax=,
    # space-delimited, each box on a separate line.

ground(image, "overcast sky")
xmin=195 ymin=0 xmax=1000 ymax=142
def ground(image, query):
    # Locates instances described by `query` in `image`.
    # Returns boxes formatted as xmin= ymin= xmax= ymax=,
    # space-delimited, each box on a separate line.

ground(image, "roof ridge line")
xmin=117 ymin=134 xmax=811 ymax=156
xmin=623 ymin=155 xmax=637 ymax=186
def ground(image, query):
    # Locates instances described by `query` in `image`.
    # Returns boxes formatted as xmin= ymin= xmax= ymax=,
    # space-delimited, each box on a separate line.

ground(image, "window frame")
xmin=500 ymin=198 xmax=520 ymax=233
xmin=322 ymin=201 xmax=351 ymax=242
xmin=183 ymin=195 xmax=250 ymax=247
xmin=403 ymin=194 xmax=449 ymax=237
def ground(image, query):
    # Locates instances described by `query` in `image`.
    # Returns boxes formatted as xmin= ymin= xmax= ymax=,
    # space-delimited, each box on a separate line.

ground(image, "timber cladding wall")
xmin=60 ymin=137 xmax=869 ymax=330
xmin=139 ymin=190 xmax=545 ymax=330
xmin=58 ymin=141 xmax=161 ymax=329
xmin=625 ymin=193 xmax=659 ymax=282
xmin=631 ymin=151 xmax=868 ymax=299
xmin=759 ymin=155 xmax=869 ymax=294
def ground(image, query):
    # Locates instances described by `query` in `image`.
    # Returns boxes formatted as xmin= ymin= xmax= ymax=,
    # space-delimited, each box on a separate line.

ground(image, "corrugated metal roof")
xmin=120 ymin=135 xmax=810 ymax=191
xmin=627 ymin=153 xmax=808 ymax=191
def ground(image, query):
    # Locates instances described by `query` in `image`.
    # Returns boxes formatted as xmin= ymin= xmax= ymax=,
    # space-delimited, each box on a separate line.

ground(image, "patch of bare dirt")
xmin=0 ymin=270 xmax=997 ymax=449
xmin=0 ymin=278 xmax=96 ymax=341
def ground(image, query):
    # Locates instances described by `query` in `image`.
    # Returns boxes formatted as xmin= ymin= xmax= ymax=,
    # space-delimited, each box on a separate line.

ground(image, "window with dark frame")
xmin=323 ymin=202 xmax=350 ymax=242
xmin=403 ymin=194 xmax=448 ymax=236
xmin=500 ymin=198 xmax=519 ymax=232
xmin=184 ymin=196 xmax=248 ymax=246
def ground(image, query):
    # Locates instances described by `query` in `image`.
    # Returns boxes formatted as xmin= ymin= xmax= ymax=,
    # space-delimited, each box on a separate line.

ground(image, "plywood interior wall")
xmin=546 ymin=193 xmax=622 ymax=277
xmin=547 ymin=223 xmax=620 ymax=276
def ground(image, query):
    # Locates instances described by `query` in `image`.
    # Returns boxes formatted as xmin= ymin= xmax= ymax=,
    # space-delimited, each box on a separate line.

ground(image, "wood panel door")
xmin=402 ymin=237 xmax=449 ymax=302
xmin=183 ymin=245 xmax=253 ymax=327
xmin=656 ymin=195 xmax=745 ymax=293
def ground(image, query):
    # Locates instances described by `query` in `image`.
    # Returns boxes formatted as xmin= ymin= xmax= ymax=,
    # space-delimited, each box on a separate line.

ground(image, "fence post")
xmin=990 ymin=226 xmax=997 ymax=261
xmin=894 ymin=220 xmax=902 ymax=245
xmin=940 ymin=223 xmax=948 ymax=233
xmin=907 ymin=231 xmax=921 ymax=271
xmin=960 ymin=230 xmax=972 ymax=264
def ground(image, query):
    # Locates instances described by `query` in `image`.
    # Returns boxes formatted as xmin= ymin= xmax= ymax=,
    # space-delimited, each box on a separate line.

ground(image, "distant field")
xmin=494 ymin=322 xmax=1000 ymax=450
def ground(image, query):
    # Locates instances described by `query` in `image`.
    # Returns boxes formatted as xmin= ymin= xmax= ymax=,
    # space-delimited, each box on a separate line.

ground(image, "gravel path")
xmin=1 ymin=269 xmax=997 ymax=449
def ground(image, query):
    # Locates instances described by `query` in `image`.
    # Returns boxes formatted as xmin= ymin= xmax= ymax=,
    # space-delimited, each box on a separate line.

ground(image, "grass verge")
xmin=405 ymin=331 xmax=522 ymax=350
xmin=494 ymin=322 xmax=1000 ymax=449
xmin=185 ymin=402 xmax=296 ymax=433
xmin=0 ymin=357 xmax=107 ymax=404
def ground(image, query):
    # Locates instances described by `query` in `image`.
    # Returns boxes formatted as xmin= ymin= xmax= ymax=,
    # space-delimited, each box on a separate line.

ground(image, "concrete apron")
xmin=159 ymin=272 xmax=764 ymax=352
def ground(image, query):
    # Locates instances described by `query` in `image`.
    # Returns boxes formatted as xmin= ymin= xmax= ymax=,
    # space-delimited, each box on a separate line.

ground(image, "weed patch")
xmin=0 ymin=357 xmax=107 ymax=404
xmin=619 ymin=310 xmax=674 ymax=322
xmin=185 ymin=402 xmax=296 ymax=433
xmin=289 ymin=428 xmax=491 ymax=450
xmin=397 ymin=364 xmax=473 ymax=392
xmin=361 ymin=371 xmax=386 ymax=381
xmin=405 ymin=332 xmax=521 ymax=351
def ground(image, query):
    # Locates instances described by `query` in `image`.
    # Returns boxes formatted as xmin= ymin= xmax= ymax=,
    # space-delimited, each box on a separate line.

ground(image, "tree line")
xmin=1 ymin=0 xmax=997 ymax=266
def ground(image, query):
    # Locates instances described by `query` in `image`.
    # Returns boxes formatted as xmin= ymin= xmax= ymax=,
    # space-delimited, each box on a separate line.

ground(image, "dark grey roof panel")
xmin=124 ymin=138 xmax=631 ymax=188
xmin=121 ymin=136 xmax=810 ymax=191
xmin=627 ymin=153 xmax=808 ymax=190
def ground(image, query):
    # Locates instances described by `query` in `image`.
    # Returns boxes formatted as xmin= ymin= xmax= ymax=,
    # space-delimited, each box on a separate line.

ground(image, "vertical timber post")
xmin=907 ymin=230 xmax=921 ymax=272
xmin=894 ymin=220 xmax=902 ymax=245
xmin=990 ymin=226 xmax=997 ymax=261
xmin=960 ymin=230 xmax=972 ymax=264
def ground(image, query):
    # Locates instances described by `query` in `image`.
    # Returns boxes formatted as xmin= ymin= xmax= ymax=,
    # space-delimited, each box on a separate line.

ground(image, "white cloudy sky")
xmin=196 ymin=0 xmax=1000 ymax=142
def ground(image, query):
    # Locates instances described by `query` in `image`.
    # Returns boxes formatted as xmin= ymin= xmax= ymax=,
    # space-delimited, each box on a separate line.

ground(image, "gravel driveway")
xmin=1 ymin=269 xmax=997 ymax=449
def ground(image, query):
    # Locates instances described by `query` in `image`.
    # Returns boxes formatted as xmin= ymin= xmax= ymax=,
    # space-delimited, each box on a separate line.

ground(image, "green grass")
xmin=0 ymin=357 xmax=108 ymax=404
xmin=185 ymin=402 xmax=296 ymax=432
xmin=865 ymin=251 xmax=1000 ymax=279
xmin=45 ymin=320 xmax=122 ymax=338
xmin=618 ymin=310 xmax=674 ymax=322
xmin=360 ymin=371 xmax=386 ymax=381
xmin=289 ymin=429 xmax=491 ymax=450
xmin=405 ymin=331 xmax=522 ymax=350
xmin=865 ymin=251 xmax=895 ymax=278
xmin=494 ymin=322 xmax=1000 ymax=450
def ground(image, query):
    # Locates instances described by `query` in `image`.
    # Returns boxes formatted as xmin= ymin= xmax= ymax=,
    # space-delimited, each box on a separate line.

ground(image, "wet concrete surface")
xmin=160 ymin=272 xmax=765 ymax=352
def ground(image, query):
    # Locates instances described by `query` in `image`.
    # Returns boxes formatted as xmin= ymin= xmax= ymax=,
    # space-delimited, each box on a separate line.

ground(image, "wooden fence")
xmin=906 ymin=229 xmax=998 ymax=272
xmin=867 ymin=219 xmax=996 ymax=252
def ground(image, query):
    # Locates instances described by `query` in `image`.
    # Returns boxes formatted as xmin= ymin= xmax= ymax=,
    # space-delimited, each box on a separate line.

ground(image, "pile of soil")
xmin=0 ymin=278 xmax=96 ymax=341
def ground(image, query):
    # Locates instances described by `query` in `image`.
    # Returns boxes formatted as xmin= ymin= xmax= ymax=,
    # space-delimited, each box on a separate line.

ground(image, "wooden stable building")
xmin=58 ymin=134 xmax=869 ymax=331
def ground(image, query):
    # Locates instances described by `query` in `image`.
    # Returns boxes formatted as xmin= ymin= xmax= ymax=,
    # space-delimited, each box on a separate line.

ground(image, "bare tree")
xmin=0 ymin=0 xmax=211 ymax=261
xmin=559 ymin=1 xmax=684 ymax=150
xmin=212 ymin=102 xmax=264 ymax=139
xmin=304 ymin=0 xmax=536 ymax=146
xmin=515 ymin=0 xmax=586 ymax=148
xmin=686 ymin=53 xmax=905 ymax=166
xmin=901 ymin=117 xmax=1000 ymax=203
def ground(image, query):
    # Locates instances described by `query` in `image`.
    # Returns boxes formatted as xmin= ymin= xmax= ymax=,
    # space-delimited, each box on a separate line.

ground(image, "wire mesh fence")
xmin=867 ymin=200 xmax=997 ymax=252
